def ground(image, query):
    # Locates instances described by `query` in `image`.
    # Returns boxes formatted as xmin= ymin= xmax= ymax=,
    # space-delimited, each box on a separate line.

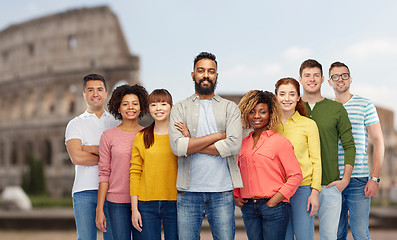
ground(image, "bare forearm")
xmin=70 ymin=150 xmax=99 ymax=166
xmin=198 ymin=144 xmax=220 ymax=155
xmin=371 ymin=143 xmax=384 ymax=178
xmin=131 ymin=195 xmax=139 ymax=211
xmin=96 ymin=182 xmax=109 ymax=212
xmin=186 ymin=133 xmax=225 ymax=155
xmin=82 ymin=145 xmax=99 ymax=155
xmin=342 ymin=164 xmax=353 ymax=182
xmin=267 ymin=192 xmax=285 ymax=207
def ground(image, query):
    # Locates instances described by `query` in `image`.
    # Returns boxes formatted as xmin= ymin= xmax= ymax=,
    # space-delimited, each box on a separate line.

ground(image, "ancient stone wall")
xmin=0 ymin=6 xmax=140 ymax=197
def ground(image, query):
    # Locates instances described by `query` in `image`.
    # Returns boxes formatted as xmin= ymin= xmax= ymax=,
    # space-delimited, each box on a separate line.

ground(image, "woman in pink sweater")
xmin=234 ymin=90 xmax=302 ymax=240
xmin=96 ymin=84 xmax=148 ymax=240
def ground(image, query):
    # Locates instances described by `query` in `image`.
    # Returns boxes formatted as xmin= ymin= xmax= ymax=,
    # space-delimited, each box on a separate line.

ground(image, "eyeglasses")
xmin=330 ymin=73 xmax=350 ymax=81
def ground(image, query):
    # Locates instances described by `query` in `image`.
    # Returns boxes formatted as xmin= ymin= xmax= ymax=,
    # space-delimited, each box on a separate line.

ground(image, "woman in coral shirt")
xmin=234 ymin=90 xmax=302 ymax=240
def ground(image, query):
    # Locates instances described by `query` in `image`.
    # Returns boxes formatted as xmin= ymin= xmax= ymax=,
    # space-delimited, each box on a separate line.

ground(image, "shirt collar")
xmin=81 ymin=110 xmax=112 ymax=119
xmin=248 ymin=129 xmax=276 ymax=138
xmin=289 ymin=111 xmax=301 ymax=123
xmin=190 ymin=93 xmax=220 ymax=102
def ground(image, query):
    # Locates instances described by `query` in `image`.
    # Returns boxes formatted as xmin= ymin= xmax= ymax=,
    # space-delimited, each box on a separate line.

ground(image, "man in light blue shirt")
xmin=169 ymin=52 xmax=243 ymax=240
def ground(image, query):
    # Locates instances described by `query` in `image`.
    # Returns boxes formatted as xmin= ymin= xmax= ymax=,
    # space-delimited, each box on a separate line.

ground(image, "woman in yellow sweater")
xmin=275 ymin=78 xmax=322 ymax=240
xmin=130 ymin=89 xmax=178 ymax=240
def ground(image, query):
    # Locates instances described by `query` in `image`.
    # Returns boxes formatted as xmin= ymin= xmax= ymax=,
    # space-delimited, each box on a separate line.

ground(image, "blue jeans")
xmin=285 ymin=185 xmax=314 ymax=240
xmin=177 ymin=190 xmax=235 ymax=240
xmin=73 ymin=190 xmax=113 ymax=240
xmin=138 ymin=200 xmax=177 ymax=240
xmin=319 ymin=185 xmax=342 ymax=240
xmin=337 ymin=177 xmax=371 ymax=240
xmin=241 ymin=199 xmax=290 ymax=240
xmin=107 ymin=201 xmax=141 ymax=240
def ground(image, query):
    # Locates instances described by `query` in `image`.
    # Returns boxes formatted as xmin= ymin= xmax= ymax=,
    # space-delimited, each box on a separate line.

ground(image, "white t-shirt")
xmin=65 ymin=111 xmax=120 ymax=195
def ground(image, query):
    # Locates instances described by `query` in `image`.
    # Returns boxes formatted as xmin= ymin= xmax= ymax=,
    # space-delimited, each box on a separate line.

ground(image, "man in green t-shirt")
xmin=298 ymin=59 xmax=356 ymax=240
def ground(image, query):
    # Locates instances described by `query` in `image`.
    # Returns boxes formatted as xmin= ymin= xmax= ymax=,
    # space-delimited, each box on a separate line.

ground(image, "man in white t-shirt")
xmin=65 ymin=74 xmax=119 ymax=240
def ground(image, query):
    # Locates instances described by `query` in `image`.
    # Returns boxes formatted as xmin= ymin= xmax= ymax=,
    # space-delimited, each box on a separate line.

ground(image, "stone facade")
xmin=0 ymin=6 xmax=140 ymax=197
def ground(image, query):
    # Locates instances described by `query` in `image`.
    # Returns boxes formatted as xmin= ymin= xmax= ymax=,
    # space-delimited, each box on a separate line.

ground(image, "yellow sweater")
xmin=130 ymin=132 xmax=178 ymax=201
xmin=276 ymin=111 xmax=322 ymax=191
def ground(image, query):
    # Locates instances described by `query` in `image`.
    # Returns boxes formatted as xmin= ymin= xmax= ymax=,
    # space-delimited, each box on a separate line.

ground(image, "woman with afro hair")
xmin=96 ymin=84 xmax=148 ymax=240
xmin=233 ymin=90 xmax=302 ymax=240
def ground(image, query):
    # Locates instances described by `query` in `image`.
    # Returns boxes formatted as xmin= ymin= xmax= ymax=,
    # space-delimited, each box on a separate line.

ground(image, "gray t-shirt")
xmin=189 ymin=100 xmax=233 ymax=192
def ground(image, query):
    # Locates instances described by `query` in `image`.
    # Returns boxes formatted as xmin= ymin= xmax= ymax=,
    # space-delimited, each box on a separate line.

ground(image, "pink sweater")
xmin=99 ymin=127 xmax=139 ymax=203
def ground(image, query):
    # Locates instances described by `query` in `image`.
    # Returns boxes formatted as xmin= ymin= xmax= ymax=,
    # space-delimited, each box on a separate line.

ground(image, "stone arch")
xmin=10 ymin=94 xmax=21 ymax=120
xmin=24 ymin=140 xmax=34 ymax=165
xmin=11 ymin=141 xmax=18 ymax=166
xmin=40 ymin=139 xmax=52 ymax=166
xmin=41 ymin=87 xmax=55 ymax=116
xmin=25 ymin=89 xmax=36 ymax=119
xmin=61 ymin=85 xmax=77 ymax=116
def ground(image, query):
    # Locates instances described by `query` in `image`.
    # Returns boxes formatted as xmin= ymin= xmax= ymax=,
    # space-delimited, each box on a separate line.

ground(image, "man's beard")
xmin=194 ymin=77 xmax=217 ymax=95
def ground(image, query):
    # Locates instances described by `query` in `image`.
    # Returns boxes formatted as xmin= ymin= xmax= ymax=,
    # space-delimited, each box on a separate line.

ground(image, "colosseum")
xmin=0 ymin=6 xmax=140 ymax=197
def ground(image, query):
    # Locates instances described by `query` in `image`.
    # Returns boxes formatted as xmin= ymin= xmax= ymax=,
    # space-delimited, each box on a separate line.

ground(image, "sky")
xmin=1 ymin=0 xmax=397 ymax=127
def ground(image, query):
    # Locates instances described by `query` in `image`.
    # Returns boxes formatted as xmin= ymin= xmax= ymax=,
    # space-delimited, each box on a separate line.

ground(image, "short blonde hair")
xmin=238 ymin=90 xmax=281 ymax=130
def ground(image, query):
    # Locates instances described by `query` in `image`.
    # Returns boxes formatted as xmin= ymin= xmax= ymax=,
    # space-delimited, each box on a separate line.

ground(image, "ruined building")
xmin=0 ymin=6 xmax=140 ymax=197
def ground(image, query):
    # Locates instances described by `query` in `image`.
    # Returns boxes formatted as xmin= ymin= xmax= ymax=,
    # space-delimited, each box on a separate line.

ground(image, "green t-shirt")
xmin=305 ymin=98 xmax=355 ymax=185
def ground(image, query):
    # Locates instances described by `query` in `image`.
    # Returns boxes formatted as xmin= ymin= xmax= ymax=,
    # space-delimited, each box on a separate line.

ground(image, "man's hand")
xmin=364 ymin=179 xmax=379 ymax=198
xmin=234 ymin=197 xmax=247 ymax=208
xmin=175 ymin=122 xmax=190 ymax=138
xmin=326 ymin=178 xmax=349 ymax=192
xmin=307 ymin=189 xmax=319 ymax=217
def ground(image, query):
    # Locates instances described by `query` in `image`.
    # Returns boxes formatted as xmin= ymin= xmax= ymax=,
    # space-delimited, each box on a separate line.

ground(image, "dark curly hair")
xmin=238 ymin=90 xmax=281 ymax=130
xmin=193 ymin=52 xmax=217 ymax=69
xmin=108 ymin=84 xmax=148 ymax=120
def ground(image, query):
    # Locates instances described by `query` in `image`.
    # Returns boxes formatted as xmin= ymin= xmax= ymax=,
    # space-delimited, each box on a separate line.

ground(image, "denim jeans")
xmin=138 ymin=200 xmax=177 ymax=240
xmin=319 ymin=185 xmax=342 ymax=240
xmin=337 ymin=177 xmax=371 ymax=240
xmin=177 ymin=191 xmax=235 ymax=240
xmin=285 ymin=185 xmax=314 ymax=240
xmin=107 ymin=201 xmax=141 ymax=240
xmin=72 ymin=190 xmax=113 ymax=240
xmin=241 ymin=199 xmax=290 ymax=240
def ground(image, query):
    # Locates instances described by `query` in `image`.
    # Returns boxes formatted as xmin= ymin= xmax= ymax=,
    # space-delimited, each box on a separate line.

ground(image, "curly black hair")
xmin=193 ymin=52 xmax=217 ymax=69
xmin=108 ymin=84 xmax=149 ymax=120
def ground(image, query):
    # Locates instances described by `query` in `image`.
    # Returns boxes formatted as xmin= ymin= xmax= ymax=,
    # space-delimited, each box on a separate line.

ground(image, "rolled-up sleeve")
xmin=214 ymin=102 xmax=242 ymax=158
xmin=169 ymin=102 xmax=189 ymax=157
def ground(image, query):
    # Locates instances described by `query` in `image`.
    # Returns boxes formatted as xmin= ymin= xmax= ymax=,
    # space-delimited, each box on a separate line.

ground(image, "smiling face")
xmin=276 ymin=83 xmax=299 ymax=114
xmin=248 ymin=103 xmax=270 ymax=132
xmin=118 ymin=94 xmax=140 ymax=120
xmin=299 ymin=67 xmax=324 ymax=94
xmin=328 ymin=66 xmax=352 ymax=93
xmin=191 ymin=58 xmax=218 ymax=96
xmin=83 ymin=80 xmax=108 ymax=110
xmin=149 ymin=101 xmax=171 ymax=122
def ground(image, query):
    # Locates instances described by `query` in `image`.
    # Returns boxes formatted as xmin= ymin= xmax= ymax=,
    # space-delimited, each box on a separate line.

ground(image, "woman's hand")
xmin=307 ymin=189 xmax=319 ymax=217
xmin=95 ymin=209 xmax=107 ymax=232
xmin=234 ymin=196 xmax=247 ymax=208
xmin=131 ymin=208 xmax=143 ymax=232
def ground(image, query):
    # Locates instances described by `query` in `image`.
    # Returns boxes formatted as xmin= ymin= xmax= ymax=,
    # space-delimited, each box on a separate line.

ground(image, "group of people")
xmin=65 ymin=52 xmax=384 ymax=240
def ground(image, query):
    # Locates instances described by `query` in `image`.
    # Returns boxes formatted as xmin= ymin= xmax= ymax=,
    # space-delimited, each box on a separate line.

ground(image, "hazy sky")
xmin=1 ymin=0 xmax=396 ymax=127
